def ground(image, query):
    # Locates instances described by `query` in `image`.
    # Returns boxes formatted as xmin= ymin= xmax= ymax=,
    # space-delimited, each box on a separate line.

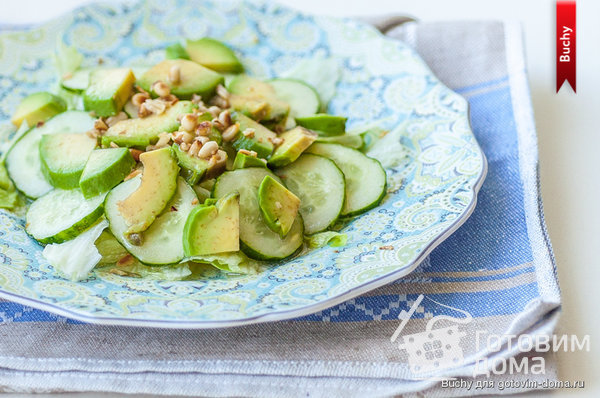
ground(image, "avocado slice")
xmin=83 ymin=68 xmax=135 ymax=117
xmin=79 ymin=148 xmax=136 ymax=198
xmin=230 ymin=112 xmax=277 ymax=159
xmin=172 ymin=143 xmax=209 ymax=185
xmin=183 ymin=192 xmax=240 ymax=256
xmin=138 ymin=59 xmax=224 ymax=100
xmin=295 ymin=114 xmax=347 ymax=137
xmin=39 ymin=133 xmax=98 ymax=189
xmin=11 ymin=92 xmax=67 ymax=128
xmin=228 ymin=75 xmax=289 ymax=124
xmin=102 ymin=100 xmax=195 ymax=147
xmin=258 ymin=175 xmax=301 ymax=238
xmin=233 ymin=152 xmax=267 ymax=169
xmin=165 ymin=43 xmax=190 ymax=60
xmin=267 ymin=126 xmax=318 ymax=167
xmin=186 ymin=37 xmax=244 ymax=74
xmin=117 ymin=147 xmax=179 ymax=234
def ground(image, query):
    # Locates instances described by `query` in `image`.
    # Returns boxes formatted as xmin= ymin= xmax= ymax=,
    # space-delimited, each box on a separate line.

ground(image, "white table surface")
xmin=1 ymin=1 xmax=599 ymax=397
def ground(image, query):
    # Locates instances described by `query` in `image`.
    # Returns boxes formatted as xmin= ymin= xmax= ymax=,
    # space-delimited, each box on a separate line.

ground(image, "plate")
xmin=0 ymin=0 xmax=486 ymax=328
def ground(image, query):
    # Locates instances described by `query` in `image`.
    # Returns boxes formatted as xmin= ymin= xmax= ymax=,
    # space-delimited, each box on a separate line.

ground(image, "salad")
xmin=1 ymin=37 xmax=387 ymax=281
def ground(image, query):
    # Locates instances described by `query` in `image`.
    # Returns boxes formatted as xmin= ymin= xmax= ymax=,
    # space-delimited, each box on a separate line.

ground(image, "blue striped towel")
xmin=0 ymin=19 xmax=560 ymax=397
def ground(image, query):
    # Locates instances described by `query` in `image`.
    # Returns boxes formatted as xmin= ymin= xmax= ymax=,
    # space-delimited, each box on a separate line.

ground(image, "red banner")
xmin=556 ymin=1 xmax=576 ymax=92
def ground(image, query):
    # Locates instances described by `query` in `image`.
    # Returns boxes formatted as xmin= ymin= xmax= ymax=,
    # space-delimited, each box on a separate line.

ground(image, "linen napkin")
xmin=0 ymin=14 xmax=561 ymax=398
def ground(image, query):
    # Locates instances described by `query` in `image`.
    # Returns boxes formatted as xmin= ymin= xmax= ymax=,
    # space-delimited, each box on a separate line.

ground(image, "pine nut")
xmin=168 ymin=65 xmax=181 ymax=85
xmin=197 ymin=141 xmax=219 ymax=159
xmin=188 ymin=140 xmax=201 ymax=157
xmin=180 ymin=113 xmax=197 ymax=132
xmin=196 ymin=121 xmax=211 ymax=136
xmin=218 ymin=109 xmax=231 ymax=127
xmin=222 ymin=122 xmax=240 ymax=142
xmin=152 ymin=81 xmax=171 ymax=97
xmin=132 ymin=93 xmax=149 ymax=107
xmin=208 ymin=106 xmax=221 ymax=117
xmin=242 ymin=128 xmax=255 ymax=138
xmin=195 ymin=136 xmax=210 ymax=145
xmin=94 ymin=118 xmax=108 ymax=131
xmin=129 ymin=148 xmax=143 ymax=162
xmin=216 ymin=84 xmax=230 ymax=99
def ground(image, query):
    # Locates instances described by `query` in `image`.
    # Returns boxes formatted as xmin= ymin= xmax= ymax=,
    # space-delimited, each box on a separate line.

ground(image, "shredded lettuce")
xmin=188 ymin=252 xmax=260 ymax=274
xmin=95 ymin=231 xmax=129 ymax=265
xmin=0 ymin=159 xmax=18 ymax=209
xmin=114 ymin=262 xmax=192 ymax=280
xmin=54 ymin=39 xmax=84 ymax=80
xmin=42 ymin=219 xmax=108 ymax=281
xmin=280 ymin=57 xmax=340 ymax=110
xmin=305 ymin=231 xmax=348 ymax=249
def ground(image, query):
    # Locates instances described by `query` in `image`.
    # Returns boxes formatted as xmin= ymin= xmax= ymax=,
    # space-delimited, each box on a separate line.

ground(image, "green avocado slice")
xmin=11 ymin=92 xmax=66 ymax=128
xmin=101 ymin=100 xmax=195 ymax=148
xmin=295 ymin=114 xmax=347 ymax=137
xmin=83 ymin=68 xmax=136 ymax=117
xmin=183 ymin=192 xmax=240 ymax=256
xmin=117 ymin=147 xmax=179 ymax=234
xmin=186 ymin=37 xmax=243 ymax=74
xmin=268 ymin=126 xmax=317 ymax=167
xmin=138 ymin=59 xmax=224 ymax=99
xmin=258 ymin=175 xmax=300 ymax=238
xmin=79 ymin=148 xmax=136 ymax=198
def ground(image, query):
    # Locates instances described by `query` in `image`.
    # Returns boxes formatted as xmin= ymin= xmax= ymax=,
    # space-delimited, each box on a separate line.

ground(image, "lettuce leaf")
xmin=54 ymin=40 xmax=84 ymax=80
xmin=188 ymin=252 xmax=260 ymax=274
xmin=280 ymin=57 xmax=340 ymax=109
xmin=114 ymin=262 xmax=192 ymax=280
xmin=305 ymin=231 xmax=347 ymax=249
xmin=42 ymin=219 xmax=108 ymax=281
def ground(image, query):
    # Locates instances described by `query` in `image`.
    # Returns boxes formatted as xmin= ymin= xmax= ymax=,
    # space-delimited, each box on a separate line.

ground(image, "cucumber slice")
xmin=79 ymin=148 xmax=136 ymax=198
xmin=275 ymin=154 xmax=345 ymax=234
xmin=5 ymin=111 xmax=95 ymax=198
xmin=306 ymin=143 xmax=386 ymax=217
xmin=26 ymin=189 xmax=106 ymax=244
xmin=39 ymin=133 xmax=97 ymax=189
xmin=213 ymin=168 xmax=303 ymax=260
xmin=105 ymin=176 xmax=198 ymax=265
xmin=268 ymin=78 xmax=320 ymax=118
xmin=61 ymin=69 xmax=92 ymax=92
xmin=295 ymin=114 xmax=347 ymax=137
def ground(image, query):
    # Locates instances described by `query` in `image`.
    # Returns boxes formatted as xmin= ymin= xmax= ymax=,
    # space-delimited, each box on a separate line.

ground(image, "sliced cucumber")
xmin=213 ymin=168 xmax=303 ymax=260
xmin=269 ymin=78 xmax=320 ymax=118
xmin=39 ymin=133 xmax=97 ymax=189
xmin=5 ymin=111 xmax=95 ymax=198
xmin=26 ymin=189 xmax=106 ymax=244
xmin=79 ymin=148 xmax=136 ymax=198
xmin=105 ymin=176 xmax=198 ymax=265
xmin=306 ymin=143 xmax=386 ymax=217
xmin=275 ymin=154 xmax=345 ymax=234
xmin=61 ymin=68 xmax=92 ymax=92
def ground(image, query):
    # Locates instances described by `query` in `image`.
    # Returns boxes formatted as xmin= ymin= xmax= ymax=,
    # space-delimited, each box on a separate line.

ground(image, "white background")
xmin=1 ymin=1 xmax=599 ymax=397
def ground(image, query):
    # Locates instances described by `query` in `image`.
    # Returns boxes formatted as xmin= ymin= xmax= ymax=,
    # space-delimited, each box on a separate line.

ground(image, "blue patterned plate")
xmin=0 ymin=0 xmax=486 ymax=328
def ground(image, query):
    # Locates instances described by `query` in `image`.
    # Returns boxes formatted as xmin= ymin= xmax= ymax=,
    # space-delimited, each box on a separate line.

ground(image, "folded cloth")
xmin=0 ymin=16 xmax=560 ymax=398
